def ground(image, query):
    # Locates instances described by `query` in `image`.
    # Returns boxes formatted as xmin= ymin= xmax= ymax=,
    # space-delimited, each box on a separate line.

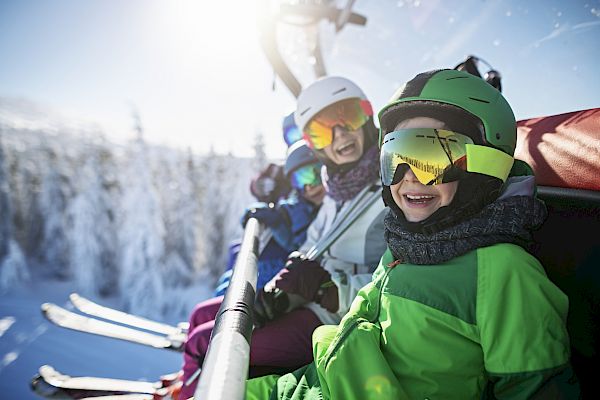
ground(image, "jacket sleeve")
xmin=478 ymin=244 xmax=580 ymax=399
xmin=313 ymin=283 xmax=410 ymax=400
xmin=271 ymin=198 xmax=315 ymax=252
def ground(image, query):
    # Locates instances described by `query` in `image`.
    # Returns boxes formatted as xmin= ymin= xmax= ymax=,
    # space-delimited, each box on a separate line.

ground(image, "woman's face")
xmin=322 ymin=125 xmax=365 ymax=165
xmin=389 ymin=117 xmax=459 ymax=222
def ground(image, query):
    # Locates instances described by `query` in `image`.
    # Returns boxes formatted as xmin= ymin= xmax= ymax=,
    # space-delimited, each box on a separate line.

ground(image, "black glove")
xmin=253 ymin=288 xmax=290 ymax=328
xmin=273 ymin=251 xmax=339 ymax=313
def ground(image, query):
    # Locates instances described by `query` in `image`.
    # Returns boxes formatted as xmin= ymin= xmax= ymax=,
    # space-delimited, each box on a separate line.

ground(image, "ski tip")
xmin=40 ymin=303 xmax=53 ymax=312
xmin=69 ymin=293 xmax=80 ymax=302
xmin=39 ymin=364 xmax=53 ymax=373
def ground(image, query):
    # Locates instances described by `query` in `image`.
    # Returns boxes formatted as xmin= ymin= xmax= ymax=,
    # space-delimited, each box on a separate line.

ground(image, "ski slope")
xmin=0 ymin=279 xmax=199 ymax=400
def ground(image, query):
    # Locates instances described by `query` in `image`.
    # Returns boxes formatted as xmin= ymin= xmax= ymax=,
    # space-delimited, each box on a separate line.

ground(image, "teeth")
xmin=406 ymin=194 xmax=434 ymax=200
xmin=337 ymin=142 xmax=353 ymax=152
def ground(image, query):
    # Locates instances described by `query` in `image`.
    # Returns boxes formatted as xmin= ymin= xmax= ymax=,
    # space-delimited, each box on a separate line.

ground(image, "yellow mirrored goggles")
xmin=380 ymin=128 xmax=514 ymax=186
xmin=303 ymin=98 xmax=373 ymax=150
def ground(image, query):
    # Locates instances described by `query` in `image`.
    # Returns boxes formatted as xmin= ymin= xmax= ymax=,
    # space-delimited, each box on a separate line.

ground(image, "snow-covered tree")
xmin=0 ymin=240 xmax=29 ymax=293
xmin=1 ymin=111 xmax=263 ymax=312
xmin=117 ymin=135 xmax=165 ymax=317
xmin=3 ymin=128 xmax=45 ymax=264
xmin=253 ymin=130 xmax=267 ymax=171
xmin=66 ymin=143 xmax=117 ymax=296
xmin=197 ymin=150 xmax=257 ymax=280
xmin=0 ymin=134 xmax=29 ymax=291
xmin=0 ymin=134 xmax=10 ymax=262
xmin=38 ymin=148 xmax=72 ymax=278
xmin=196 ymin=150 xmax=228 ymax=279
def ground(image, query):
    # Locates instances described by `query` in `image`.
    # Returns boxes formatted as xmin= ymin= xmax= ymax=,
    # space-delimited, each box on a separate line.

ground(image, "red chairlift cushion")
xmin=515 ymin=108 xmax=600 ymax=191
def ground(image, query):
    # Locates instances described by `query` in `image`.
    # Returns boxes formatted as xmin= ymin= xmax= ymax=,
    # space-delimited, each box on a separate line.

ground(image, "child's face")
xmin=322 ymin=126 xmax=365 ymax=165
xmin=389 ymin=117 xmax=459 ymax=222
xmin=302 ymin=183 xmax=326 ymax=205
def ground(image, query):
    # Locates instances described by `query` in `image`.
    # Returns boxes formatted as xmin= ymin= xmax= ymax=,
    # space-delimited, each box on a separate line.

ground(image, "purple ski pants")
xmin=178 ymin=295 xmax=322 ymax=400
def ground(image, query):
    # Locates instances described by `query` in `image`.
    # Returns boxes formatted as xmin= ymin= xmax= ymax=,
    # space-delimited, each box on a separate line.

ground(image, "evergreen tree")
xmin=152 ymin=147 xmax=196 ymax=287
xmin=117 ymin=131 xmax=165 ymax=317
xmin=67 ymin=143 xmax=117 ymax=296
xmin=0 ymin=133 xmax=29 ymax=291
xmin=38 ymin=148 xmax=71 ymax=278
xmin=0 ymin=240 xmax=29 ymax=293
xmin=253 ymin=130 xmax=268 ymax=171
xmin=0 ymin=133 xmax=10 ymax=262
xmin=197 ymin=149 xmax=227 ymax=279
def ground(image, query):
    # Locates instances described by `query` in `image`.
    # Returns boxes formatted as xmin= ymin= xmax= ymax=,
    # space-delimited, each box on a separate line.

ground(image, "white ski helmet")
xmin=294 ymin=76 xmax=370 ymax=134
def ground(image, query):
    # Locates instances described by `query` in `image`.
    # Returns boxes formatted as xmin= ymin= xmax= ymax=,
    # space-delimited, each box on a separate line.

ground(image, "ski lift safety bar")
xmin=194 ymin=184 xmax=380 ymax=399
xmin=194 ymin=218 xmax=263 ymax=400
xmin=306 ymin=183 xmax=381 ymax=261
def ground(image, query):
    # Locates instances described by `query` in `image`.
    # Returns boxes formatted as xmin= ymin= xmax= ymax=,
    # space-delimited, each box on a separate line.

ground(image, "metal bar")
xmin=193 ymin=218 xmax=263 ymax=400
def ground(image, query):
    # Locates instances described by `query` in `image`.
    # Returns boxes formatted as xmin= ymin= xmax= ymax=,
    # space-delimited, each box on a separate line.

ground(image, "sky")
xmin=1 ymin=0 xmax=599 ymax=159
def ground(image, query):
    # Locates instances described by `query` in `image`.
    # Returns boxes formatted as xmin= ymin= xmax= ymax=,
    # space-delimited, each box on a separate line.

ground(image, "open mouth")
xmin=404 ymin=194 xmax=435 ymax=204
xmin=336 ymin=141 xmax=356 ymax=156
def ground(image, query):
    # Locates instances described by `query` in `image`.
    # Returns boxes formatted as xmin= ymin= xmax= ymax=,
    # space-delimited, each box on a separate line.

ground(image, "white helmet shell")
xmin=294 ymin=76 xmax=368 ymax=133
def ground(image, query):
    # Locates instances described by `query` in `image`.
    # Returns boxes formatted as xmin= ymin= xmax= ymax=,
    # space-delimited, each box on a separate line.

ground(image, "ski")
xmin=41 ymin=303 xmax=185 ymax=352
xmin=80 ymin=396 xmax=153 ymax=400
xmin=30 ymin=364 xmax=176 ymax=399
xmin=68 ymin=293 xmax=189 ymax=336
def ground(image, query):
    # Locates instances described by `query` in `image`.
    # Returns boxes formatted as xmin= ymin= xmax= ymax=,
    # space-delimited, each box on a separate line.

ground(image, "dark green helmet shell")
xmin=378 ymin=69 xmax=516 ymax=156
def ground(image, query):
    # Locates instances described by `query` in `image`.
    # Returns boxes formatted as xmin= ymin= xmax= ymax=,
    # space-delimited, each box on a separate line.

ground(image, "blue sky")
xmin=1 ymin=0 xmax=599 ymax=158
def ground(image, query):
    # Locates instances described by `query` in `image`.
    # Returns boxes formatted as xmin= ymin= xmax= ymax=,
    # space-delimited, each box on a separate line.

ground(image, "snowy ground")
xmin=0 ymin=279 xmax=206 ymax=399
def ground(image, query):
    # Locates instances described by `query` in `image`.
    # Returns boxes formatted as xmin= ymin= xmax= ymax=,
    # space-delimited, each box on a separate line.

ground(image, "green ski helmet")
xmin=379 ymin=69 xmax=516 ymax=181
xmin=378 ymin=69 xmax=518 ymax=234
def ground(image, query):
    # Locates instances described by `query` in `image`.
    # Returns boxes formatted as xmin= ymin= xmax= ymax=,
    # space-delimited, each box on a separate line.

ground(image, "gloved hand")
xmin=268 ymin=252 xmax=339 ymax=313
xmin=250 ymin=163 xmax=291 ymax=203
xmin=253 ymin=288 xmax=306 ymax=328
xmin=240 ymin=202 xmax=283 ymax=228
xmin=253 ymin=287 xmax=289 ymax=328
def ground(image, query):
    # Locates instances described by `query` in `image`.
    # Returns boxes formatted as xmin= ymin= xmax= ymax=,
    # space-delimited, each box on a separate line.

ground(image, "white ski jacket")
xmin=299 ymin=181 xmax=387 ymax=325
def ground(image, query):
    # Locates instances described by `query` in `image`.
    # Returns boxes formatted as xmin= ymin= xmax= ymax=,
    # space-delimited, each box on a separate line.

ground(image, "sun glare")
xmin=149 ymin=0 xmax=258 ymax=61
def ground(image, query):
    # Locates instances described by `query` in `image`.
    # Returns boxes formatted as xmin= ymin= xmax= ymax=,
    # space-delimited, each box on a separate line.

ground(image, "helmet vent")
xmin=445 ymin=76 xmax=469 ymax=81
xmin=496 ymin=132 xmax=501 ymax=140
xmin=468 ymin=97 xmax=490 ymax=104
xmin=332 ymin=87 xmax=347 ymax=95
xmin=299 ymin=107 xmax=311 ymax=116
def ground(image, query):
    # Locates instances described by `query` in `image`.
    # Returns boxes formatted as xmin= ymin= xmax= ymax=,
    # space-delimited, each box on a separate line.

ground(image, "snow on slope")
xmin=0 ymin=277 xmax=198 ymax=399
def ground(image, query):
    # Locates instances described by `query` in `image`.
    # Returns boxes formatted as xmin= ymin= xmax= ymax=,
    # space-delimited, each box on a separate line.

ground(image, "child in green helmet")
xmin=243 ymin=69 xmax=579 ymax=400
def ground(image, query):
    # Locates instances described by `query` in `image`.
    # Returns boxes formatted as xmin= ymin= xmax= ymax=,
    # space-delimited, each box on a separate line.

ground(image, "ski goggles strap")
xmin=380 ymin=128 xmax=514 ymax=186
xmin=465 ymin=144 xmax=514 ymax=181
xmin=289 ymin=163 xmax=322 ymax=190
xmin=303 ymin=98 xmax=373 ymax=150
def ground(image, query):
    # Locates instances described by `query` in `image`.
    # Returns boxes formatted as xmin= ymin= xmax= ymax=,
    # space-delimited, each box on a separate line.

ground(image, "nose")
xmin=402 ymin=167 xmax=420 ymax=183
xmin=332 ymin=125 xmax=350 ymax=139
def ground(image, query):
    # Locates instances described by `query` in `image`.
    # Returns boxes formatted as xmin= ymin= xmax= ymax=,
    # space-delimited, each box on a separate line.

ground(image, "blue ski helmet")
xmin=284 ymin=140 xmax=320 ymax=177
xmin=282 ymin=111 xmax=303 ymax=147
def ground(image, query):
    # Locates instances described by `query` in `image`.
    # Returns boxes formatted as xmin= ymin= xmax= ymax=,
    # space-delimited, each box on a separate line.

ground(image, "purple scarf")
xmin=322 ymin=145 xmax=380 ymax=202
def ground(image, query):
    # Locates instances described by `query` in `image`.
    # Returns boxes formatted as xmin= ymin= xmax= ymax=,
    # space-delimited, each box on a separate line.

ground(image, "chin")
xmin=340 ymin=152 xmax=361 ymax=164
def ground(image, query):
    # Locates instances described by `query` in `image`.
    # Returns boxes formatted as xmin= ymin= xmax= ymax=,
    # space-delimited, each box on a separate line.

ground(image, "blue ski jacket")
xmin=215 ymin=194 xmax=319 ymax=296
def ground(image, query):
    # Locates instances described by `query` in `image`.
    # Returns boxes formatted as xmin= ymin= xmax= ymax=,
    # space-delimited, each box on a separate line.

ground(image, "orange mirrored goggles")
xmin=303 ymin=98 xmax=373 ymax=150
